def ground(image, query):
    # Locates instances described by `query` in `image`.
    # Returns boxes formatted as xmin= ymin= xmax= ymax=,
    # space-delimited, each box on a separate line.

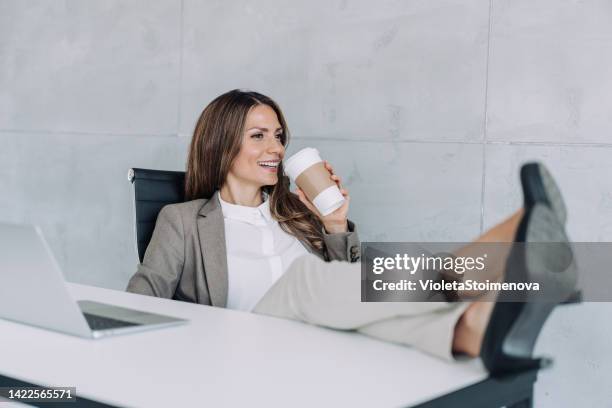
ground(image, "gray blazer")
xmin=126 ymin=191 xmax=360 ymax=307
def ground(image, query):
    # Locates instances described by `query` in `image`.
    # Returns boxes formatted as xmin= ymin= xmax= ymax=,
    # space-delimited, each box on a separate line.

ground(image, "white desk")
xmin=0 ymin=283 xmax=491 ymax=407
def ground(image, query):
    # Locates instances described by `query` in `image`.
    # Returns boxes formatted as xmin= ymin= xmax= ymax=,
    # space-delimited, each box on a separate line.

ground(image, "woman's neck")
xmin=219 ymin=182 xmax=263 ymax=207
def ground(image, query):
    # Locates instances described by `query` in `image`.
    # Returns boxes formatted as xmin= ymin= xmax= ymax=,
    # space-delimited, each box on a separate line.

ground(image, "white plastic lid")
xmin=284 ymin=148 xmax=322 ymax=180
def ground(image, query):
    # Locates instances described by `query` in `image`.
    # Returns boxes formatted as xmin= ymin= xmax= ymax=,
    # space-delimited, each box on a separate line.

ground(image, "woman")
xmin=127 ymin=89 xmax=360 ymax=311
xmin=128 ymin=89 xmax=579 ymax=375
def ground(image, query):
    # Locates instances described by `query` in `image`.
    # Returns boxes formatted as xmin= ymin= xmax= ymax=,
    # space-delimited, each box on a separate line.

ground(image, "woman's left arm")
xmin=295 ymin=161 xmax=361 ymax=263
xmin=321 ymin=218 xmax=360 ymax=262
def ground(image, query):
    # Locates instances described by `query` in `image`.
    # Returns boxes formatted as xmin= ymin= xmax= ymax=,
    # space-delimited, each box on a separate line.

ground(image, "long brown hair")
xmin=185 ymin=89 xmax=325 ymax=251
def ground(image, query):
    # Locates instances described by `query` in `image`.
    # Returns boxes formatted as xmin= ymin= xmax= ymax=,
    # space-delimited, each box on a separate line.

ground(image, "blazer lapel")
xmin=197 ymin=191 xmax=228 ymax=307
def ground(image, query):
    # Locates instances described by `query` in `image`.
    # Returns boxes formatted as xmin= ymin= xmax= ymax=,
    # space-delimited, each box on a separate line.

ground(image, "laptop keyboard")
xmin=82 ymin=313 xmax=140 ymax=331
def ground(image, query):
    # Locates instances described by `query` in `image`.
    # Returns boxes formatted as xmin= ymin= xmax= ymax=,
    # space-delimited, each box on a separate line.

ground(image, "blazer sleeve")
xmin=322 ymin=219 xmax=361 ymax=263
xmin=126 ymin=205 xmax=185 ymax=298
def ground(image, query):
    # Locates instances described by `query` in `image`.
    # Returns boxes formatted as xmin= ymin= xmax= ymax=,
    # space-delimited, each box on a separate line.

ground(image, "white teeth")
xmin=258 ymin=161 xmax=279 ymax=167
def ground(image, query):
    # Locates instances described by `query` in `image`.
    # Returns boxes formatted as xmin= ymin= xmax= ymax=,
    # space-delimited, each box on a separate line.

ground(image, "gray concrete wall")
xmin=1 ymin=0 xmax=610 ymax=405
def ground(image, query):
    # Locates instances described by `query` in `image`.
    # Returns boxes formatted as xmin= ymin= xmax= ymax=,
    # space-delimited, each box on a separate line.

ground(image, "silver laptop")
xmin=0 ymin=222 xmax=187 ymax=338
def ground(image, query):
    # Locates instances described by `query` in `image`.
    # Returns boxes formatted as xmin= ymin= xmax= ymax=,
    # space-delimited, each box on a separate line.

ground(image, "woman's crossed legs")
xmin=253 ymin=210 xmax=523 ymax=361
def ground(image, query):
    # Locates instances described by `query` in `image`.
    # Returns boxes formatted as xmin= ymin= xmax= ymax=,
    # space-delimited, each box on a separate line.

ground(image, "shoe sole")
xmin=524 ymin=205 xmax=577 ymax=299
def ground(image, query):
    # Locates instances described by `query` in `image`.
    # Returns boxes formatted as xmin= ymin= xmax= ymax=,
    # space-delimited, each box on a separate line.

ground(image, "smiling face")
xmin=226 ymin=104 xmax=285 ymax=191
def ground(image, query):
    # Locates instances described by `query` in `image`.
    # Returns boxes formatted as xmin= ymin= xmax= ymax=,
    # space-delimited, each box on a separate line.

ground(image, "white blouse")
xmin=219 ymin=194 xmax=309 ymax=312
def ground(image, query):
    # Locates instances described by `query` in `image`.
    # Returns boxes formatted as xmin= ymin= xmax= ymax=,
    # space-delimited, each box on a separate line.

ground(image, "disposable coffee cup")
xmin=284 ymin=148 xmax=345 ymax=216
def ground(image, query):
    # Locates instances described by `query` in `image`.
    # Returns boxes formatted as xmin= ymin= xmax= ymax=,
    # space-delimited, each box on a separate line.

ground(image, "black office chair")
xmin=128 ymin=168 xmax=186 ymax=263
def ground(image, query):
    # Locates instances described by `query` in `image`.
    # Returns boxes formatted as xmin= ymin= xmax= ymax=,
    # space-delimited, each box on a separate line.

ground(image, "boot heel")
xmin=521 ymin=162 xmax=567 ymax=225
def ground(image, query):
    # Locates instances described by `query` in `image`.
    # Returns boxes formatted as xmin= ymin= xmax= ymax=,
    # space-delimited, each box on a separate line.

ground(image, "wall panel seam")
xmin=176 ymin=0 xmax=185 ymax=135
xmin=480 ymin=0 xmax=494 ymax=234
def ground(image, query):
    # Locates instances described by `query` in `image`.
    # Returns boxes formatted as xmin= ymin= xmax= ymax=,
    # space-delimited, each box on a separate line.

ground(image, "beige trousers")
xmin=253 ymin=254 xmax=470 ymax=361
